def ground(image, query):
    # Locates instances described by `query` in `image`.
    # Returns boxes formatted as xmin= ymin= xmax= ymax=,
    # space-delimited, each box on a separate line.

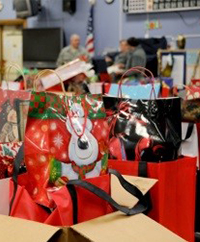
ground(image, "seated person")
xmin=56 ymin=34 xmax=90 ymax=67
xmin=125 ymin=37 xmax=146 ymax=75
xmin=108 ymin=38 xmax=146 ymax=81
xmin=114 ymin=39 xmax=129 ymax=67
xmin=105 ymin=39 xmax=129 ymax=66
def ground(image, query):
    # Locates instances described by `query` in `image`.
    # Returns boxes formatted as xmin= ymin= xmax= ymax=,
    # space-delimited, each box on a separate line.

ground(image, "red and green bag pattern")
xmin=25 ymin=92 xmax=109 ymax=207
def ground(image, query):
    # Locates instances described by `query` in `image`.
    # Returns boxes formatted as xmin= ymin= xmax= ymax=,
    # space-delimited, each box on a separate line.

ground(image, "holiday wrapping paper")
xmin=25 ymin=92 xmax=109 ymax=207
xmin=0 ymin=89 xmax=30 ymax=143
xmin=0 ymin=142 xmax=22 ymax=179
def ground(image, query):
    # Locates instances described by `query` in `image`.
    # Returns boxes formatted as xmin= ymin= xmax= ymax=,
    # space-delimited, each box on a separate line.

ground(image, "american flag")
xmin=86 ymin=5 xmax=95 ymax=57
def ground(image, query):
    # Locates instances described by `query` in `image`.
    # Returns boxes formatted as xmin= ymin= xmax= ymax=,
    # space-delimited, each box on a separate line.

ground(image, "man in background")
xmin=108 ymin=37 xmax=146 ymax=81
xmin=56 ymin=34 xmax=90 ymax=67
xmin=125 ymin=37 xmax=146 ymax=71
xmin=105 ymin=39 xmax=129 ymax=66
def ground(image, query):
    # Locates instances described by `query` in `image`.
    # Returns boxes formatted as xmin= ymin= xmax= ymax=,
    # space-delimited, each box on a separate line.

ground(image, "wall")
xmin=123 ymin=9 xmax=200 ymax=49
xmin=0 ymin=0 xmax=200 ymax=54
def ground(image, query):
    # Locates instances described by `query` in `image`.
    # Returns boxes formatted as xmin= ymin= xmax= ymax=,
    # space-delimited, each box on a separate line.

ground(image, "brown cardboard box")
xmin=0 ymin=175 xmax=186 ymax=242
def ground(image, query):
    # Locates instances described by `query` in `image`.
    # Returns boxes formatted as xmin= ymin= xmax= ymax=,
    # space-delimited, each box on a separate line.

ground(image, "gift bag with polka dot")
xmin=24 ymin=92 xmax=109 ymax=207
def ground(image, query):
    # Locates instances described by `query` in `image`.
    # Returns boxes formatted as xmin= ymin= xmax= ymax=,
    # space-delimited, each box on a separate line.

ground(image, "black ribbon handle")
xmin=67 ymin=169 xmax=149 ymax=224
xmin=182 ymin=123 xmax=194 ymax=141
xmin=10 ymin=144 xmax=150 ymax=223
xmin=9 ymin=143 xmax=24 ymax=215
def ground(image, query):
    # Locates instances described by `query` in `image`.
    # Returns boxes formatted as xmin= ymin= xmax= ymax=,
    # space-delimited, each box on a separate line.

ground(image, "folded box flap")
xmin=0 ymin=215 xmax=61 ymax=242
xmin=71 ymin=212 xmax=186 ymax=242
xmin=111 ymin=175 xmax=157 ymax=208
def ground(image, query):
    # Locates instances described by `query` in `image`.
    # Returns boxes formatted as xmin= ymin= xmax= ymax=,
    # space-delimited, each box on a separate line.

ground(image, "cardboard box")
xmin=0 ymin=175 xmax=186 ymax=242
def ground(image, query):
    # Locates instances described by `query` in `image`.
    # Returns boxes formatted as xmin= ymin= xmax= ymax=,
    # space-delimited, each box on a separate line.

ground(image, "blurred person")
xmin=109 ymin=37 xmax=146 ymax=81
xmin=105 ymin=39 xmax=129 ymax=66
xmin=125 ymin=37 xmax=146 ymax=71
xmin=57 ymin=34 xmax=90 ymax=67
xmin=114 ymin=39 xmax=129 ymax=66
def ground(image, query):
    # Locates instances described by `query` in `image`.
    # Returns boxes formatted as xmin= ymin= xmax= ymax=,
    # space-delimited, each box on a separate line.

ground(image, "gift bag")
xmin=108 ymin=156 xmax=197 ymax=242
xmin=0 ymin=142 xmax=23 ymax=179
xmin=107 ymin=68 xmax=160 ymax=99
xmin=0 ymin=64 xmax=30 ymax=179
xmin=10 ymin=171 xmax=150 ymax=226
xmin=10 ymin=147 xmax=150 ymax=226
xmin=176 ymin=85 xmax=200 ymax=123
xmin=25 ymin=71 xmax=109 ymax=207
xmin=104 ymin=66 xmax=182 ymax=162
xmin=108 ymin=82 xmax=161 ymax=99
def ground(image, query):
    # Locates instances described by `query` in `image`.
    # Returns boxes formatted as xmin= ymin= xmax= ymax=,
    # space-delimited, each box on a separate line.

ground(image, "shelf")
xmin=127 ymin=6 xmax=200 ymax=14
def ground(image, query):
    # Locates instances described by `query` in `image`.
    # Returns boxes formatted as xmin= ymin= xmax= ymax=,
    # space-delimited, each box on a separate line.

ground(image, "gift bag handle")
xmin=4 ymin=63 xmax=26 ymax=90
xmin=67 ymin=169 xmax=148 ymax=224
xmin=117 ymin=66 xmax=156 ymax=100
xmin=65 ymin=98 xmax=88 ymax=138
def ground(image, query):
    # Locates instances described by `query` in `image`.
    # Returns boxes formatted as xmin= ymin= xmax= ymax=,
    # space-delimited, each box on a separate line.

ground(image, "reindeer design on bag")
xmin=60 ymin=103 xmax=102 ymax=180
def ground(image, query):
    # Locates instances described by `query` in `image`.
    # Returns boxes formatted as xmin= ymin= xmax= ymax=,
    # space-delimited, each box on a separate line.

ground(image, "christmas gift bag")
xmin=0 ymin=142 xmax=23 ymax=179
xmin=181 ymin=87 xmax=200 ymax=123
xmin=24 ymin=71 xmax=109 ymax=207
xmin=173 ymin=84 xmax=200 ymax=123
xmin=104 ymin=66 xmax=182 ymax=162
xmin=108 ymin=82 xmax=161 ymax=99
xmin=108 ymin=156 xmax=197 ymax=242
xmin=10 ymin=146 xmax=151 ymax=226
xmin=107 ymin=66 xmax=161 ymax=99
xmin=0 ymin=64 xmax=30 ymax=179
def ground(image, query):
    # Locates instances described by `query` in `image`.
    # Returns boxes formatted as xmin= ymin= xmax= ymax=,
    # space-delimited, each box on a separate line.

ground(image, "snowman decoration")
xmin=61 ymin=103 xmax=101 ymax=180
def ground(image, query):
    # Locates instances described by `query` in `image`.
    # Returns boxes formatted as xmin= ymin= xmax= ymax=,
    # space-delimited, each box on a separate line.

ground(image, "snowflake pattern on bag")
xmin=25 ymin=92 xmax=109 ymax=207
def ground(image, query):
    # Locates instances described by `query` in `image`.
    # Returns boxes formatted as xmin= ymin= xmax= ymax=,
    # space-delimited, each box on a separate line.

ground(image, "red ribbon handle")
xmin=66 ymin=97 xmax=88 ymax=138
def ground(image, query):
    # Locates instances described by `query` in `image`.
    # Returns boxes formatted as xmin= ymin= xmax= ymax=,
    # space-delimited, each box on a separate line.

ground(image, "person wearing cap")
xmin=125 ymin=37 xmax=146 ymax=71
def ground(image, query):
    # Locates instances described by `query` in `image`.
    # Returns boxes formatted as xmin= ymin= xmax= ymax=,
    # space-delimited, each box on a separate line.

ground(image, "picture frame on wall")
xmin=158 ymin=50 xmax=187 ymax=86
xmin=158 ymin=49 xmax=200 ymax=85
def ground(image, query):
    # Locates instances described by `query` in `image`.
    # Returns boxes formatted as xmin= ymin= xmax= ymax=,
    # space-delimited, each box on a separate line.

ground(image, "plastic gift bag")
xmin=108 ymin=82 xmax=161 ymax=99
xmin=24 ymin=70 xmax=109 ymax=207
xmin=0 ymin=64 xmax=30 ymax=179
xmin=175 ymin=85 xmax=200 ymax=123
xmin=10 ymin=170 xmax=150 ymax=226
xmin=10 ymin=147 xmax=151 ymax=226
xmin=104 ymin=66 xmax=182 ymax=162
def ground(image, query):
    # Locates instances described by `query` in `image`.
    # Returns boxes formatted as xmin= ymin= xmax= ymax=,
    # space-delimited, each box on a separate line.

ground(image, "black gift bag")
xmin=104 ymin=96 xmax=182 ymax=162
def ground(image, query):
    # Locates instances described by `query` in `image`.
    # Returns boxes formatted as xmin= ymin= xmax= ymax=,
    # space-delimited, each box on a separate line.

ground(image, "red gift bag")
xmin=0 ymin=63 xmax=31 ymax=179
xmin=108 ymin=157 xmax=196 ymax=242
xmin=0 ymin=87 xmax=30 ymax=179
xmin=9 ymin=173 xmax=50 ymax=223
xmin=25 ymin=91 xmax=109 ymax=207
xmin=10 ymin=169 xmax=148 ymax=226
xmin=44 ymin=174 xmax=111 ymax=226
xmin=9 ymin=174 xmax=110 ymax=225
